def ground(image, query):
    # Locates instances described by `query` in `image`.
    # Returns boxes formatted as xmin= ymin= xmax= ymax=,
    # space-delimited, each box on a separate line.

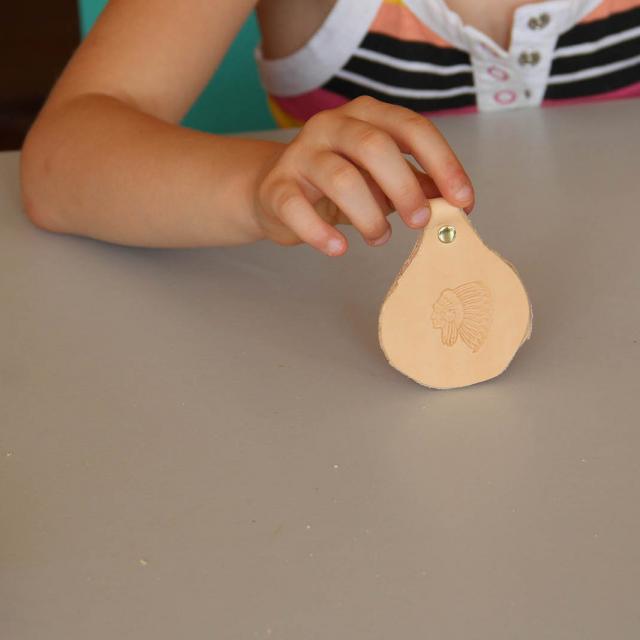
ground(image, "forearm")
xmin=21 ymin=94 xmax=283 ymax=247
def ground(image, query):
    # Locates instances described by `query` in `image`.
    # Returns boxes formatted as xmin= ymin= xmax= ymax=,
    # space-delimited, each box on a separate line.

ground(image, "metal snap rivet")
xmin=528 ymin=13 xmax=550 ymax=30
xmin=519 ymin=51 xmax=541 ymax=66
xmin=438 ymin=225 xmax=457 ymax=243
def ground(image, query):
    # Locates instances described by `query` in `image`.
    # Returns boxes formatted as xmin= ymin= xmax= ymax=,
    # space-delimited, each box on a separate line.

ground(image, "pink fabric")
xmin=273 ymin=90 xmax=478 ymax=122
xmin=543 ymin=81 xmax=640 ymax=108
xmin=275 ymin=82 xmax=640 ymax=123
xmin=274 ymin=83 xmax=640 ymax=124
xmin=273 ymin=90 xmax=350 ymax=122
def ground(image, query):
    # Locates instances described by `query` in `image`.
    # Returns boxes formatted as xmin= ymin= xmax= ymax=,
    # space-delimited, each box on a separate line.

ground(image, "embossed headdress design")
xmin=431 ymin=282 xmax=492 ymax=352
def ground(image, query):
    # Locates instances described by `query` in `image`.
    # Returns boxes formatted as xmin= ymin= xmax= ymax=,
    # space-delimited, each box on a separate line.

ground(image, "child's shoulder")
xmin=257 ymin=0 xmax=338 ymax=58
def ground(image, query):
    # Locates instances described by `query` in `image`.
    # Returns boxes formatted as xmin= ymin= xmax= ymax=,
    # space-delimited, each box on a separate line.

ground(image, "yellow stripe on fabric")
xmin=268 ymin=97 xmax=304 ymax=129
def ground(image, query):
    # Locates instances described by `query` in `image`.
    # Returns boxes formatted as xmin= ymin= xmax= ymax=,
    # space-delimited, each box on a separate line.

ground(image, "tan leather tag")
xmin=379 ymin=198 xmax=532 ymax=389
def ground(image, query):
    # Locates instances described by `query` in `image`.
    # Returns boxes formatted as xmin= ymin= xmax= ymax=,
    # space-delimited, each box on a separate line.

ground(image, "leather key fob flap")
xmin=379 ymin=198 xmax=532 ymax=389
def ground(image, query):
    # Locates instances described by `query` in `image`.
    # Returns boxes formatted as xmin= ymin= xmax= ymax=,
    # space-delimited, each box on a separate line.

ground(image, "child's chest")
xmin=445 ymin=0 xmax=546 ymax=48
xmin=259 ymin=0 xmax=543 ymax=55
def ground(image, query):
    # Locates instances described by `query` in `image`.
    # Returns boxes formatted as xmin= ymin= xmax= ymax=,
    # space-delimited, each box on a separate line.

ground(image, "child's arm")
xmin=21 ymin=0 xmax=474 ymax=255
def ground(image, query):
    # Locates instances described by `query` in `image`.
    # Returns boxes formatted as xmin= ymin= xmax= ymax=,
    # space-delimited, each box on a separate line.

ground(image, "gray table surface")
xmin=1 ymin=100 xmax=639 ymax=640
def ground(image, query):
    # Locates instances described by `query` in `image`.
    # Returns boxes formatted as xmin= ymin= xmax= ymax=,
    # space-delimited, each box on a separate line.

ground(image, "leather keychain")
xmin=379 ymin=198 xmax=532 ymax=389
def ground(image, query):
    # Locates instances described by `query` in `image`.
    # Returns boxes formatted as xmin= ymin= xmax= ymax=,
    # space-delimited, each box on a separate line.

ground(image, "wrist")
xmin=246 ymin=140 xmax=286 ymax=243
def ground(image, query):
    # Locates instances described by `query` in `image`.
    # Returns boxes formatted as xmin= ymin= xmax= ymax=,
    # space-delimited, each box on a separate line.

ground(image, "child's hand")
xmin=255 ymin=96 xmax=474 ymax=256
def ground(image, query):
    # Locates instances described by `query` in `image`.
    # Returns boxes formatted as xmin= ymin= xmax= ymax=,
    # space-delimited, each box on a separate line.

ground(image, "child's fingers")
xmin=361 ymin=172 xmax=396 ymax=219
xmin=383 ymin=116 xmax=473 ymax=207
xmin=266 ymin=180 xmax=347 ymax=256
xmin=328 ymin=117 xmax=432 ymax=229
xmin=389 ymin=117 xmax=474 ymax=207
xmin=408 ymin=163 xmax=474 ymax=213
xmin=409 ymin=164 xmax=442 ymax=199
xmin=304 ymin=152 xmax=390 ymax=246
xmin=344 ymin=97 xmax=474 ymax=209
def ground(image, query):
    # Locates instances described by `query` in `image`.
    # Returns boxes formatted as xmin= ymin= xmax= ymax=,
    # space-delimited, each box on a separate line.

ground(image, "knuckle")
xmin=270 ymin=183 xmax=301 ymax=214
xmin=402 ymin=112 xmax=431 ymax=130
xmin=354 ymin=126 xmax=388 ymax=154
xmin=395 ymin=179 xmax=423 ymax=205
xmin=351 ymin=95 xmax=378 ymax=111
xmin=402 ymin=112 xmax=436 ymax=137
xmin=445 ymin=163 xmax=467 ymax=184
xmin=304 ymin=110 xmax=334 ymax=133
xmin=283 ymin=138 xmax=304 ymax=158
xmin=327 ymin=161 xmax=359 ymax=190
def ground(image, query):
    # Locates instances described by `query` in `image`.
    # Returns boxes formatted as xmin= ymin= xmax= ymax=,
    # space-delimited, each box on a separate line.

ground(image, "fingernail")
xmin=409 ymin=205 xmax=431 ymax=227
xmin=326 ymin=237 xmax=345 ymax=256
xmin=454 ymin=183 xmax=473 ymax=202
xmin=371 ymin=227 xmax=391 ymax=247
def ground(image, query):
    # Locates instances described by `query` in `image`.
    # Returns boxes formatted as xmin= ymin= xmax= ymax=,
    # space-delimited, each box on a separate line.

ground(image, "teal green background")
xmin=78 ymin=1 xmax=275 ymax=133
